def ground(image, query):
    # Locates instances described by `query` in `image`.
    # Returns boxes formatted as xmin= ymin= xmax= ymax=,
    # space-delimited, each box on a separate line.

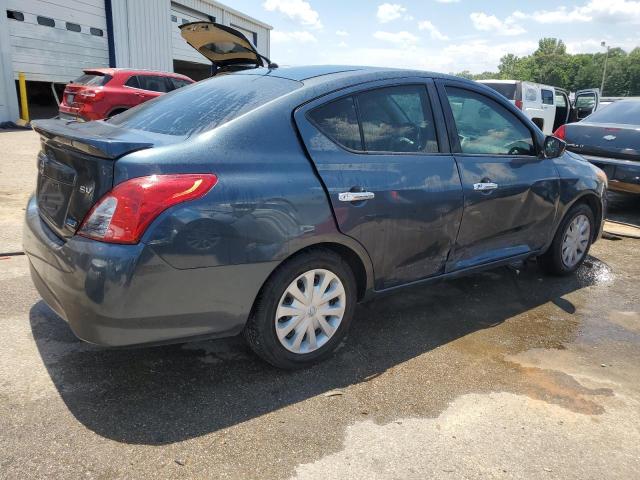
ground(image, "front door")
xmin=295 ymin=80 xmax=464 ymax=289
xmin=437 ymin=80 xmax=560 ymax=271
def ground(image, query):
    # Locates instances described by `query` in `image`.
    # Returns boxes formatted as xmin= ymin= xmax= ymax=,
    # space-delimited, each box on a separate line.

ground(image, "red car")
xmin=58 ymin=68 xmax=194 ymax=121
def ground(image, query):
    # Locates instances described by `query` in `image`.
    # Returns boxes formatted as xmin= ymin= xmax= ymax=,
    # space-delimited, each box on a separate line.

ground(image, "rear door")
xmin=571 ymin=89 xmax=600 ymax=122
xmin=540 ymin=87 xmax=556 ymax=135
xmin=436 ymin=79 xmax=560 ymax=271
xmin=295 ymin=79 xmax=464 ymax=290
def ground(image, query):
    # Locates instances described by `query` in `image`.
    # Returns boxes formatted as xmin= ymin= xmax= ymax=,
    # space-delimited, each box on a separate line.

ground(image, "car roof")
xmin=234 ymin=65 xmax=463 ymax=83
xmin=83 ymin=68 xmax=192 ymax=79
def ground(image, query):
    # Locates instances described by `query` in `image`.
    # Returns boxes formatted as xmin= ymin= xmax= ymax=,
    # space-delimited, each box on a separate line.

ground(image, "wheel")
xmin=244 ymin=249 xmax=356 ymax=369
xmin=538 ymin=203 xmax=594 ymax=275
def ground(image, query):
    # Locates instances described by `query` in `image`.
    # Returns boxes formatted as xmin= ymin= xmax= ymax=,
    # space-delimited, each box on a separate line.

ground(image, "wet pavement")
xmin=1 ymin=130 xmax=639 ymax=479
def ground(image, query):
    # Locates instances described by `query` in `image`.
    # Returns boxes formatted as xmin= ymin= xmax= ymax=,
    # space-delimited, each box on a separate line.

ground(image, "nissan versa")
xmin=24 ymin=24 xmax=607 ymax=369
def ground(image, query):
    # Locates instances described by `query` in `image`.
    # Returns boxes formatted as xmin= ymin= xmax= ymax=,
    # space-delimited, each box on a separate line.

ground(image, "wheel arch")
xmin=555 ymin=192 xmax=604 ymax=244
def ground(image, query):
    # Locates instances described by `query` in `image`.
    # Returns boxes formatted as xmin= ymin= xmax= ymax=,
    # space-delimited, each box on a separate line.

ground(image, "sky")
xmin=227 ymin=0 xmax=640 ymax=73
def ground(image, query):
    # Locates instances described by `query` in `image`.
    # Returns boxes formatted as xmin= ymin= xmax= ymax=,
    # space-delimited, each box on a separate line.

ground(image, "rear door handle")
xmin=473 ymin=182 xmax=499 ymax=191
xmin=338 ymin=191 xmax=375 ymax=202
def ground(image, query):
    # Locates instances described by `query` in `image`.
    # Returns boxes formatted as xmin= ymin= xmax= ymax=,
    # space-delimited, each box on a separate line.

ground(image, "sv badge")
xmin=79 ymin=184 xmax=95 ymax=196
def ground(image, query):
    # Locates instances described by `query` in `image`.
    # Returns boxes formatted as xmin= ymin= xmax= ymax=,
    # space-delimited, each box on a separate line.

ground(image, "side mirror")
xmin=543 ymin=135 xmax=566 ymax=159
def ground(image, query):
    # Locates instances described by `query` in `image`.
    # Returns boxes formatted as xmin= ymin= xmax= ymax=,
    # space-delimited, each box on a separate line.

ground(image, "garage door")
xmin=6 ymin=0 xmax=109 ymax=83
xmin=171 ymin=4 xmax=211 ymax=65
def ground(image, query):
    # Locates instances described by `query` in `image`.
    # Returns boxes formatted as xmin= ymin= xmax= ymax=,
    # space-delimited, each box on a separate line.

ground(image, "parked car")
xmin=58 ymin=68 xmax=194 ymax=121
xmin=478 ymin=80 xmax=600 ymax=135
xmin=25 ymin=25 xmax=607 ymax=369
xmin=554 ymin=98 xmax=640 ymax=194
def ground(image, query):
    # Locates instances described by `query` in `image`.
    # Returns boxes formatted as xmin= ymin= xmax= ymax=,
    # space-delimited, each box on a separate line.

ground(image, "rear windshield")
xmin=585 ymin=100 xmax=640 ymax=125
xmin=482 ymin=83 xmax=517 ymax=100
xmin=72 ymin=73 xmax=111 ymax=86
xmin=108 ymin=74 xmax=301 ymax=136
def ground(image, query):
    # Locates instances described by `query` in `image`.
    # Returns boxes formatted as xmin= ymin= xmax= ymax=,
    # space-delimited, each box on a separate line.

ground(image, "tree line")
xmin=455 ymin=38 xmax=640 ymax=96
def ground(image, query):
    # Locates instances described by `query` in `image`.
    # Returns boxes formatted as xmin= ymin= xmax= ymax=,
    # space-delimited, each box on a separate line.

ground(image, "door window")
xmin=446 ymin=87 xmax=536 ymax=156
xmin=357 ymin=85 xmax=438 ymax=153
xmin=555 ymin=93 xmax=567 ymax=107
xmin=125 ymin=76 xmax=140 ymax=89
xmin=525 ymin=87 xmax=538 ymax=102
xmin=541 ymin=89 xmax=554 ymax=105
xmin=138 ymin=76 xmax=171 ymax=93
xmin=308 ymin=97 xmax=362 ymax=151
xmin=170 ymin=78 xmax=192 ymax=89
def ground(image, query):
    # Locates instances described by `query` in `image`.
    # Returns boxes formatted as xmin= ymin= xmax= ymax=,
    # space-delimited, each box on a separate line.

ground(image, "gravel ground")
xmin=1 ymin=129 xmax=639 ymax=479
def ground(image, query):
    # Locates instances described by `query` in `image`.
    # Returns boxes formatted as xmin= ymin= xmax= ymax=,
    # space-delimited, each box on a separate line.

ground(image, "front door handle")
xmin=473 ymin=182 xmax=499 ymax=191
xmin=338 ymin=191 xmax=375 ymax=202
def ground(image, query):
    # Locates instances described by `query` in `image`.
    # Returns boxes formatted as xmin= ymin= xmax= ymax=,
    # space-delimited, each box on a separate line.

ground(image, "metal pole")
xmin=600 ymin=45 xmax=610 ymax=96
xmin=18 ymin=72 xmax=29 ymax=123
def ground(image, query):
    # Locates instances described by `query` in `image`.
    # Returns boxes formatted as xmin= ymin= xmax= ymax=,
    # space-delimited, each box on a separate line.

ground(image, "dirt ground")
xmin=1 ymin=129 xmax=639 ymax=479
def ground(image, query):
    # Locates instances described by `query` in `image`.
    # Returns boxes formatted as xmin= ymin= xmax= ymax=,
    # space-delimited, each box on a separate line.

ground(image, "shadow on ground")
xmin=607 ymin=192 xmax=640 ymax=227
xmin=30 ymin=255 xmax=612 ymax=445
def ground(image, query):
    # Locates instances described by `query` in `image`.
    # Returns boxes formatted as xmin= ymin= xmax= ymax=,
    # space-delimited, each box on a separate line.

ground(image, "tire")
xmin=244 ymin=248 xmax=357 ymax=369
xmin=538 ymin=203 xmax=595 ymax=275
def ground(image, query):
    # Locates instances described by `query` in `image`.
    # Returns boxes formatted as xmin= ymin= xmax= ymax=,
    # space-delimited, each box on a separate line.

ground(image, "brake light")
xmin=515 ymin=99 xmax=523 ymax=110
xmin=78 ymin=174 xmax=217 ymax=244
xmin=77 ymin=89 xmax=104 ymax=101
xmin=553 ymin=124 xmax=566 ymax=140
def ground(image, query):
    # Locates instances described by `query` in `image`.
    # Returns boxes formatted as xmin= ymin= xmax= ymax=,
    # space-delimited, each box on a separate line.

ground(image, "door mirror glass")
xmin=543 ymin=135 xmax=566 ymax=159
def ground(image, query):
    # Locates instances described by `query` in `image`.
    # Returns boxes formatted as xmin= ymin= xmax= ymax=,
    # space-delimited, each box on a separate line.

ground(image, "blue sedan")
xmin=25 ymin=64 xmax=606 ymax=369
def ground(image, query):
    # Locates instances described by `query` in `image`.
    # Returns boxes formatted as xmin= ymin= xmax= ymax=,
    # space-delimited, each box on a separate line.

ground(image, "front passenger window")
xmin=446 ymin=87 xmax=536 ymax=156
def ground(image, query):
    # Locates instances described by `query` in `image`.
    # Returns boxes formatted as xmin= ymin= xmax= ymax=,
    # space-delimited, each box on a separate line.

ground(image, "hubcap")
xmin=561 ymin=214 xmax=591 ymax=268
xmin=275 ymin=269 xmax=346 ymax=354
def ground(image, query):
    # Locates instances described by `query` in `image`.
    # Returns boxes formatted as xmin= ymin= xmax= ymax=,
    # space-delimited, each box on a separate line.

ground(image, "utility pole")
xmin=600 ymin=41 xmax=610 ymax=96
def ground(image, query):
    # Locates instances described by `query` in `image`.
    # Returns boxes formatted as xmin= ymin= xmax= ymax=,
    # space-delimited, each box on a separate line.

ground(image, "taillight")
xmin=553 ymin=124 xmax=566 ymax=140
xmin=78 ymin=174 xmax=217 ymax=244
xmin=77 ymin=89 xmax=104 ymax=101
xmin=515 ymin=99 xmax=523 ymax=110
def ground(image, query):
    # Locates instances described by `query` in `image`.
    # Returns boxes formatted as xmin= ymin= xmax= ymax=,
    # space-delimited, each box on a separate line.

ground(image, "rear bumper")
xmin=583 ymin=154 xmax=640 ymax=194
xmin=23 ymin=196 xmax=277 ymax=347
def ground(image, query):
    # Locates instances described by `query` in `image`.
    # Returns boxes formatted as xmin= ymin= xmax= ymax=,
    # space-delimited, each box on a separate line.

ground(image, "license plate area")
xmin=36 ymin=153 xmax=76 ymax=229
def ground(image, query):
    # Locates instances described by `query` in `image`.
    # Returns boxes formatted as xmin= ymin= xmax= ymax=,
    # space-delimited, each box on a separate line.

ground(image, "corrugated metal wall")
xmin=0 ymin=0 xmax=20 ymax=121
xmin=111 ymin=0 xmax=173 ymax=71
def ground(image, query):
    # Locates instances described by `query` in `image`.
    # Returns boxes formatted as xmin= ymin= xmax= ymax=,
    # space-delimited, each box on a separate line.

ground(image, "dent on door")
xmin=294 ymin=81 xmax=464 ymax=289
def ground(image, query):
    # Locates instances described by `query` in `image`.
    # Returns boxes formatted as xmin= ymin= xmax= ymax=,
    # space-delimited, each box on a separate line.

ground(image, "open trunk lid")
xmin=32 ymin=119 xmax=168 ymax=239
xmin=179 ymin=21 xmax=274 ymax=72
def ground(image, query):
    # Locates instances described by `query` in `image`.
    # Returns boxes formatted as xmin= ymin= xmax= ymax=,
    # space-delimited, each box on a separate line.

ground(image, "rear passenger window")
xmin=125 ymin=76 xmax=140 ymax=89
xmin=541 ymin=89 xmax=554 ymax=105
xmin=309 ymin=97 xmax=362 ymax=151
xmin=138 ymin=76 xmax=170 ymax=93
xmin=525 ymin=87 xmax=537 ymax=102
xmin=446 ymin=87 xmax=535 ymax=156
xmin=357 ymin=85 xmax=438 ymax=153
xmin=170 ymin=78 xmax=192 ymax=89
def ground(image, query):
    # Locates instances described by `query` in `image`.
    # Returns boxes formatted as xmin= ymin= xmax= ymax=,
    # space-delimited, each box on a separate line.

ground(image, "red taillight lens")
xmin=78 ymin=174 xmax=218 ymax=244
xmin=515 ymin=99 xmax=523 ymax=110
xmin=77 ymin=89 xmax=104 ymax=102
xmin=553 ymin=124 xmax=566 ymax=140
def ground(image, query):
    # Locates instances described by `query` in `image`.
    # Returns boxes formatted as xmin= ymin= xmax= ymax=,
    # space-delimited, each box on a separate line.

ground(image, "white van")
xmin=477 ymin=80 xmax=558 ymax=135
xmin=477 ymin=80 xmax=601 ymax=135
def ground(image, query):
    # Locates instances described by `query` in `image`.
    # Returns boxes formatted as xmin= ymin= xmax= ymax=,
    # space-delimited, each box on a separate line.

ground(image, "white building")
xmin=0 ymin=0 xmax=271 ymax=122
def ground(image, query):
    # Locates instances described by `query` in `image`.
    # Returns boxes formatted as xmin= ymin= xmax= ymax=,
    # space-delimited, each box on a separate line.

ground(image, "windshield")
xmin=585 ymin=100 xmax=640 ymax=125
xmin=481 ymin=83 xmax=517 ymax=100
xmin=107 ymin=74 xmax=301 ymax=136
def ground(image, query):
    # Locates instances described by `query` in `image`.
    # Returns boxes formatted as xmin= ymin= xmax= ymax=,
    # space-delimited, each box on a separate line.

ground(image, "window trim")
xmin=436 ymin=80 xmax=540 ymax=158
xmin=305 ymin=81 xmax=444 ymax=157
